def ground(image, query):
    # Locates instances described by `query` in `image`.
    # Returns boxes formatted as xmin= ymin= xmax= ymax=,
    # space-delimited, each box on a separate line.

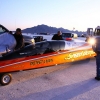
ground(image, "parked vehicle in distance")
xmin=62 ymin=32 xmax=78 ymax=41
xmin=22 ymin=35 xmax=35 ymax=45
xmin=31 ymin=34 xmax=52 ymax=41
xmin=33 ymin=36 xmax=44 ymax=42
xmin=22 ymin=33 xmax=47 ymax=43
xmin=39 ymin=32 xmax=50 ymax=35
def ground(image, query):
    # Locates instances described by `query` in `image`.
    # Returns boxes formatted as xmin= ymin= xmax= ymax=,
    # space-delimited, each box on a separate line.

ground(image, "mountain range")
xmin=22 ymin=24 xmax=86 ymax=36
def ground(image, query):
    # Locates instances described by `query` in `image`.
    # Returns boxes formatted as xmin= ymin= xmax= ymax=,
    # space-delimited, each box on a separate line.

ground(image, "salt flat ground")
xmin=1 ymin=57 xmax=100 ymax=100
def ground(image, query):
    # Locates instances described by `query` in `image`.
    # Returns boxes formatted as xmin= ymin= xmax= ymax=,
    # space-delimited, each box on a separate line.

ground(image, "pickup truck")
xmin=0 ymin=24 xmax=35 ymax=45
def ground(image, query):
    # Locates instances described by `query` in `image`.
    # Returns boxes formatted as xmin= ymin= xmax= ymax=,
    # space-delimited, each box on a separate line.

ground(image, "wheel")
xmin=0 ymin=73 xmax=12 ymax=86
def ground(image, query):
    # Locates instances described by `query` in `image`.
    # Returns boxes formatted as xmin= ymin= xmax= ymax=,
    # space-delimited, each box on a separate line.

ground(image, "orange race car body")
xmin=0 ymin=40 xmax=96 ymax=74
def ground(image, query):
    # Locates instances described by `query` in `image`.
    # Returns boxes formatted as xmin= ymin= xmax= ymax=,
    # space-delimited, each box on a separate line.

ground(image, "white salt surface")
xmin=0 ymin=57 xmax=100 ymax=100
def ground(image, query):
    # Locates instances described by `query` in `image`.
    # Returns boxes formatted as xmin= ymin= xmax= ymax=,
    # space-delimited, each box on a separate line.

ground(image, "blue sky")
xmin=0 ymin=0 xmax=100 ymax=31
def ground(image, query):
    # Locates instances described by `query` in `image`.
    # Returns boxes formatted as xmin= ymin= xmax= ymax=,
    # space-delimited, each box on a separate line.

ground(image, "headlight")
xmin=31 ymin=39 xmax=35 ymax=43
xmin=88 ymin=38 xmax=96 ymax=45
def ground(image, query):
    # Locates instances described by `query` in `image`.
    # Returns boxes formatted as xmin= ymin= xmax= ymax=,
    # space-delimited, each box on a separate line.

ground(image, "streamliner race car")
xmin=0 ymin=24 xmax=96 ymax=86
xmin=0 ymin=39 xmax=96 ymax=86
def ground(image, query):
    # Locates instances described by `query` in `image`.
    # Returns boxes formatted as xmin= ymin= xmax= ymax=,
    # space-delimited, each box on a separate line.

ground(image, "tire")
xmin=0 ymin=73 xmax=12 ymax=86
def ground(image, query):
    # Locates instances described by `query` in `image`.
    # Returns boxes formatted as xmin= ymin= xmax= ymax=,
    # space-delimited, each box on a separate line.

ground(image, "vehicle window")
xmin=0 ymin=27 xmax=6 ymax=34
xmin=62 ymin=33 xmax=72 ymax=37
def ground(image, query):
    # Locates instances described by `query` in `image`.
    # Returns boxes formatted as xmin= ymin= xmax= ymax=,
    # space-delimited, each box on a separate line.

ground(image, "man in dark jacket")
xmin=92 ymin=36 xmax=100 ymax=80
xmin=13 ymin=28 xmax=24 ymax=50
xmin=52 ymin=31 xmax=63 ymax=40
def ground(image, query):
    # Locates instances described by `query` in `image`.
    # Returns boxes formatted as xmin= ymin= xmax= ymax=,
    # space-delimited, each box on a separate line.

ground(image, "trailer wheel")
xmin=0 ymin=73 xmax=12 ymax=86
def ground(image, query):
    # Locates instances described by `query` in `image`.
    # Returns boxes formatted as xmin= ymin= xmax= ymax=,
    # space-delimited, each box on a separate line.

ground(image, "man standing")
xmin=13 ymin=28 xmax=24 ymax=50
xmin=52 ymin=31 xmax=63 ymax=40
xmin=92 ymin=36 xmax=100 ymax=80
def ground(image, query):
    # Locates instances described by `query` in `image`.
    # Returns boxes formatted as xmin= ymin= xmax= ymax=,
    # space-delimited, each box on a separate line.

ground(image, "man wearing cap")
xmin=13 ymin=28 xmax=24 ymax=50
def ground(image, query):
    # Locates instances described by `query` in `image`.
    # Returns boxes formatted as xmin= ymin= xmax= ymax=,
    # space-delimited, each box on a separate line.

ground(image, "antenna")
xmin=15 ymin=19 xmax=16 ymax=30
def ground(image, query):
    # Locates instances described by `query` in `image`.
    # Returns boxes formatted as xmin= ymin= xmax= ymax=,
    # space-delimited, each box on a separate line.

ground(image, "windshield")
xmin=0 ymin=25 xmax=9 ymax=35
xmin=62 ymin=33 xmax=72 ymax=38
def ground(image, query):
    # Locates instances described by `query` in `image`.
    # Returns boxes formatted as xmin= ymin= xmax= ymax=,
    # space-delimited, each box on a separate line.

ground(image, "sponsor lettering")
xmin=66 ymin=50 xmax=95 ymax=60
xmin=30 ymin=59 xmax=53 ymax=66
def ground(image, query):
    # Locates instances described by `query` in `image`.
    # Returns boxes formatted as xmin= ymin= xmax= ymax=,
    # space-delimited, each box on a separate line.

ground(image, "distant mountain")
xmin=22 ymin=24 xmax=86 ymax=36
